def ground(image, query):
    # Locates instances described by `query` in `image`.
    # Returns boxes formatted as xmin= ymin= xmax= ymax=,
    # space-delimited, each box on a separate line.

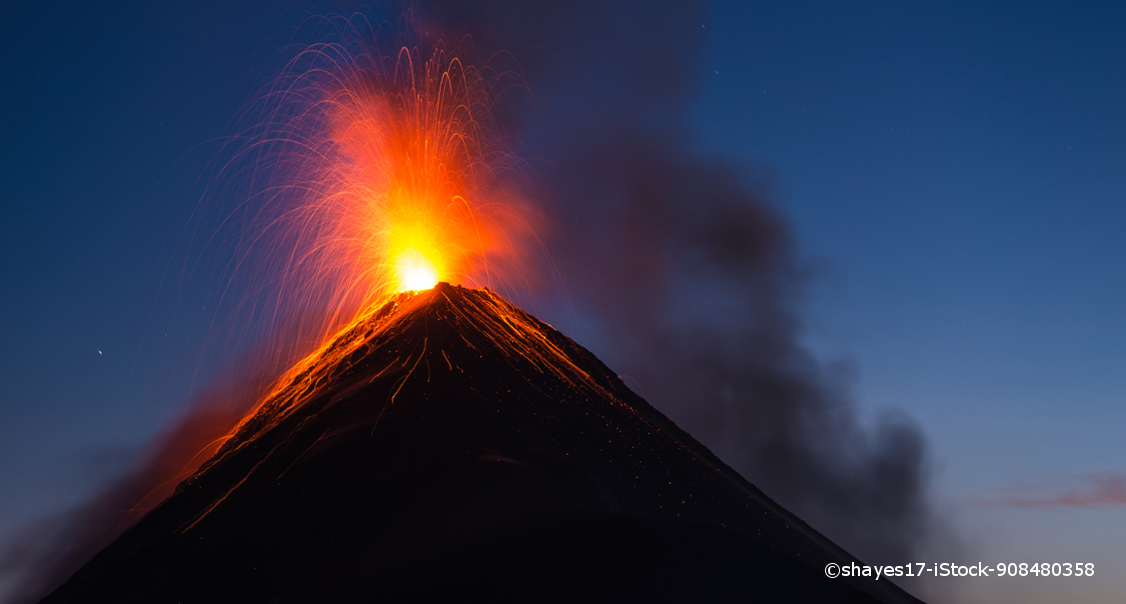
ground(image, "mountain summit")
xmin=43 ymin=283 xmax=921 ymax=603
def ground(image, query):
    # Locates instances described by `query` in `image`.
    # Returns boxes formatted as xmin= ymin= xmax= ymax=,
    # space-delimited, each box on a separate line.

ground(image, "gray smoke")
xmin=424 ymin=0 xmax=937 ymax=565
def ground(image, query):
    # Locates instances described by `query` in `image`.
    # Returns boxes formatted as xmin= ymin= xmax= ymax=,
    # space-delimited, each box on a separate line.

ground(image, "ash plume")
xmin=423 ymin=0 xmax=939 ymax=564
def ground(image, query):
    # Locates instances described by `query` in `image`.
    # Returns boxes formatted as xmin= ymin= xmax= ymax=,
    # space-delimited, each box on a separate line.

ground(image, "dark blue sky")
xmin=2 ymin=2 xmax=1123 ymax=602
xmin=699 ymin=3 xmax=1126 ymax=478
xmin=1 ymin=3 xmax=294 ymax=596
xmin=695 ymin=4 xmax=1125 ymax=602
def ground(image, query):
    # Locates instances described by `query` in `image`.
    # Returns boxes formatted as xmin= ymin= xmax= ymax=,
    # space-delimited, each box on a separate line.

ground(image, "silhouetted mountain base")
xmin=41 ymin=284 xmax=921 ymax=603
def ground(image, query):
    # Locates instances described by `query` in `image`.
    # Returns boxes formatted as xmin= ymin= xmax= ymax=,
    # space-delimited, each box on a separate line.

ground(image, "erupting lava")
xmin=394 ymin=248 xmax=440 ymax=291
xmin=225 ymin=15 xmax=535 ymax=348
xmin=326 ymin=64 xmax=504 ymax=297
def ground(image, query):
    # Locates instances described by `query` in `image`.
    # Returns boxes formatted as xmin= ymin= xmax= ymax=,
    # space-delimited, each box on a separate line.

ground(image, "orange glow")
xmin=326 ymin=65 xmax=501 ymax=299
xmin=227 ymin=24 xmax=541 ymax=352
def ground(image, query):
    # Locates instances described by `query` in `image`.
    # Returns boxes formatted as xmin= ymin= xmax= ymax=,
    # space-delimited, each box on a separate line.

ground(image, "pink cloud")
xmin=979 ymin=471 xmax=1126 ymax=509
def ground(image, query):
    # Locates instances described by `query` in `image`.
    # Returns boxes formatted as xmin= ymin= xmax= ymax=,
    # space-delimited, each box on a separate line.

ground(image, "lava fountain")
xmin=320 ymin=46 xmax=504 ymax=295
xmin=217 ymin=12 xmax=537 ymax=352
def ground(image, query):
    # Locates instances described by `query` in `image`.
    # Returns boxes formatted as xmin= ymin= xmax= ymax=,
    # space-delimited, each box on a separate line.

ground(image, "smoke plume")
xmin=423 ymin=0 xmax=938 ymax=565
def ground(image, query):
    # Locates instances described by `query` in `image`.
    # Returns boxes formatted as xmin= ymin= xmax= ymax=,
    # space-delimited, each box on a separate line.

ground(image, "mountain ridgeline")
xmin=42 ymin=283 xmax=921 ymax=603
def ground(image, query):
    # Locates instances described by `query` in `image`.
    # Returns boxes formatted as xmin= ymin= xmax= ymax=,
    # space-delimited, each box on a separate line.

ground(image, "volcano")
xmin=42 ymin=284 xmax=921 ymax=603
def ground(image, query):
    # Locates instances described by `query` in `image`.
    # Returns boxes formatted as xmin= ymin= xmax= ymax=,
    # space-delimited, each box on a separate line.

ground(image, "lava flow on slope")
xmin=41 ymin=283 xmax=921 ymax=603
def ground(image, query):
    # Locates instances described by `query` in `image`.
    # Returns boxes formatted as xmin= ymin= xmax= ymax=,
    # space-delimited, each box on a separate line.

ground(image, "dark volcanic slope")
xmin=43 ymin=284 xmax=921 ymax=603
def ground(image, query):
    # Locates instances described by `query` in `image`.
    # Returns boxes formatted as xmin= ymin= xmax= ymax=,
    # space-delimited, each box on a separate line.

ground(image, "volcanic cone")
xmin=42 ymin=283 xmax=921 ymax=603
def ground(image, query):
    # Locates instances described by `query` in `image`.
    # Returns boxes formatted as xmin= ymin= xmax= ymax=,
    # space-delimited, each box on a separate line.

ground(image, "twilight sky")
xmin=694 ymin=3 xmax=1126 ymax=602
xmin=2 ymin=2 xmax=1123 ymax=603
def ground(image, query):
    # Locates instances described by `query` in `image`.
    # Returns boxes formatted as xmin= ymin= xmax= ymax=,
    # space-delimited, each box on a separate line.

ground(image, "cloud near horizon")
xmin=979 ymin=471 xmax=1126 ymax=509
